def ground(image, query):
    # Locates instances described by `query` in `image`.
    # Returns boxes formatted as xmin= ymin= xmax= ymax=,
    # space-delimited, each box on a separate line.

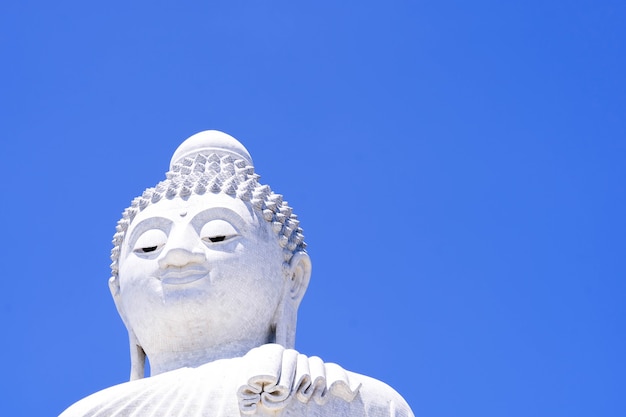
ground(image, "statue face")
xmin=117 ymin=192 xmax=287 ymax=361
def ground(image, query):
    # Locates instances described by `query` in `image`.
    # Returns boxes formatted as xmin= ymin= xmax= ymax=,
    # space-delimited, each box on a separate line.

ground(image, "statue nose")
xmin=158 ymin=228 xmax=206 ymax=269
xmin=158 ymin=247 xmax=206 ymax=269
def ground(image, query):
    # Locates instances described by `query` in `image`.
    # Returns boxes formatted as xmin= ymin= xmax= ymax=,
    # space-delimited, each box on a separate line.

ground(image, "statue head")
xmin=108 ymin=130 xmax=312 ymax=380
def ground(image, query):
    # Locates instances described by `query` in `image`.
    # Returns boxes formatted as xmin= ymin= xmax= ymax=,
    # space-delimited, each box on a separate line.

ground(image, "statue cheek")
xmin=120 ymin=256 xmax=159 ymax=282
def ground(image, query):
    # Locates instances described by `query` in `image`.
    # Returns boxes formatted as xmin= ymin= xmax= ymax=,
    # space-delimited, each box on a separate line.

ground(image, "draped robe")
xmin=60 ymin=344 xmax=414 ymax=417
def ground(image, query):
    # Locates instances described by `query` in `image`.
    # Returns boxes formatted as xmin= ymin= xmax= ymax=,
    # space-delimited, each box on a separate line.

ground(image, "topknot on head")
xmin=170 ymin=130 xmax=253 ymax=170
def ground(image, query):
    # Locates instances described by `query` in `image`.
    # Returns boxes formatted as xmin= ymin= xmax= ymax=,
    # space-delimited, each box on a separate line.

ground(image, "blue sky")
xmin=1 ymin=1 xmax=624 ymax=416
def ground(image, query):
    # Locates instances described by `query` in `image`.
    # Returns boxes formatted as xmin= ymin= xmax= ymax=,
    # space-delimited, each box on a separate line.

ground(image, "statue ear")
xmin=109 ymin=275 xmax=120 ymax=299
xmin=286 ymin=251 xmax=311 ymax=308
xmin=108 ymin=276 xmax=126 ymax=323
xmin=109 ymin=276 xmax=146 ymax=380
xmin=272 ymin=252 xmax=311 ymax=348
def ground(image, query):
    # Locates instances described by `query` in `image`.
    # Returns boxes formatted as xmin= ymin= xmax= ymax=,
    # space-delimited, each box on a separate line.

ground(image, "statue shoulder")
xmin=59 ymin=359 xmax=245 ymax=417
xmin=59 ymin=345 xmax=415 ymax=417
xmin=344 ymin=369 xmax=415 ymax=417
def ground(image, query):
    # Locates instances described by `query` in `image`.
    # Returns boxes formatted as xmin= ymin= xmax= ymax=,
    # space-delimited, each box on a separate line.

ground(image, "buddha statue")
xmin=60 ymin=130 xmax=414 ymax=417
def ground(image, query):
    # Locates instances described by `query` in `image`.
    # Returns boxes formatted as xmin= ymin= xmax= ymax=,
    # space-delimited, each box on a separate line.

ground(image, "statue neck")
xmin=147 ymin=338 xmax=272 ymax=376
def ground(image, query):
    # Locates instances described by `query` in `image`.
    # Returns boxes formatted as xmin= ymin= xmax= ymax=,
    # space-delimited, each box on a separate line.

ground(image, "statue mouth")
xmin=158 ymin=266 xmax=209 ymax=285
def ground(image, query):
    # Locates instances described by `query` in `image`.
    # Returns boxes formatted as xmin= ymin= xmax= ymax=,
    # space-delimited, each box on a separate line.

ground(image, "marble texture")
xmin=60 ymin=130 xmax=414 ymax=417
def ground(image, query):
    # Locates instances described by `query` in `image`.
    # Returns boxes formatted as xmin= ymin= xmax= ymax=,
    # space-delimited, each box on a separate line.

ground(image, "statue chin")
xmin=60 ymin=130 xmax=415 ymax=417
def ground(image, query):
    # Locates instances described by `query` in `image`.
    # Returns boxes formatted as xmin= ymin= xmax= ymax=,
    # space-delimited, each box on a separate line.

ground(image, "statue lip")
xmin=158 ymin=266 xmax=209 ymax=285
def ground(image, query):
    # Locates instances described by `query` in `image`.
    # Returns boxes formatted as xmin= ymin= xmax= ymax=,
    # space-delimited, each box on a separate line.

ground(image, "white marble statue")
xmin=60 ymin=130 xmax=414 ymax=417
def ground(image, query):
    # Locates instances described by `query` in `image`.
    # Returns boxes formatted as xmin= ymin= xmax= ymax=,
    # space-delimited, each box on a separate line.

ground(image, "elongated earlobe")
xmin=273 ymin=251 xmax=311 ymax=348
xmin=129 ymin=336 xmax=146 ymax=381
xmin=109 ymin=276 xmax=146 ymax=380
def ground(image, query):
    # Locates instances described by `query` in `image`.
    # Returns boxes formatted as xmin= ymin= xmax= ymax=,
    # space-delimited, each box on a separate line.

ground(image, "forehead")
xmin=128 ymin=193 xmax=257 ymax=231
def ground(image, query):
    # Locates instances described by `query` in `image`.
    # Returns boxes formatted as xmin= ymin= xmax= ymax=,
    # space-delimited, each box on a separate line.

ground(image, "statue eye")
xmin=133 ymin=229 xmax=168 ymax=254
xmin=140 ymin=246 xmax=159 ymax=253
xmin=201 ymin=220 xmax=239 ymax=244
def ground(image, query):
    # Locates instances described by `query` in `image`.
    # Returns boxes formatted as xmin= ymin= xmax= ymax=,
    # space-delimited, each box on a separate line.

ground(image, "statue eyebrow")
xmin=126 ymin=217 xmax=173 ymax=252
xmin=190 ymin=207 xmax=247 ymax=233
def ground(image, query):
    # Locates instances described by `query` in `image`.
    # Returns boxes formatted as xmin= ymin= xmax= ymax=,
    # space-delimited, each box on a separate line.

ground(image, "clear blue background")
xmin=1 ymin=1 xmax=624 ymax=416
